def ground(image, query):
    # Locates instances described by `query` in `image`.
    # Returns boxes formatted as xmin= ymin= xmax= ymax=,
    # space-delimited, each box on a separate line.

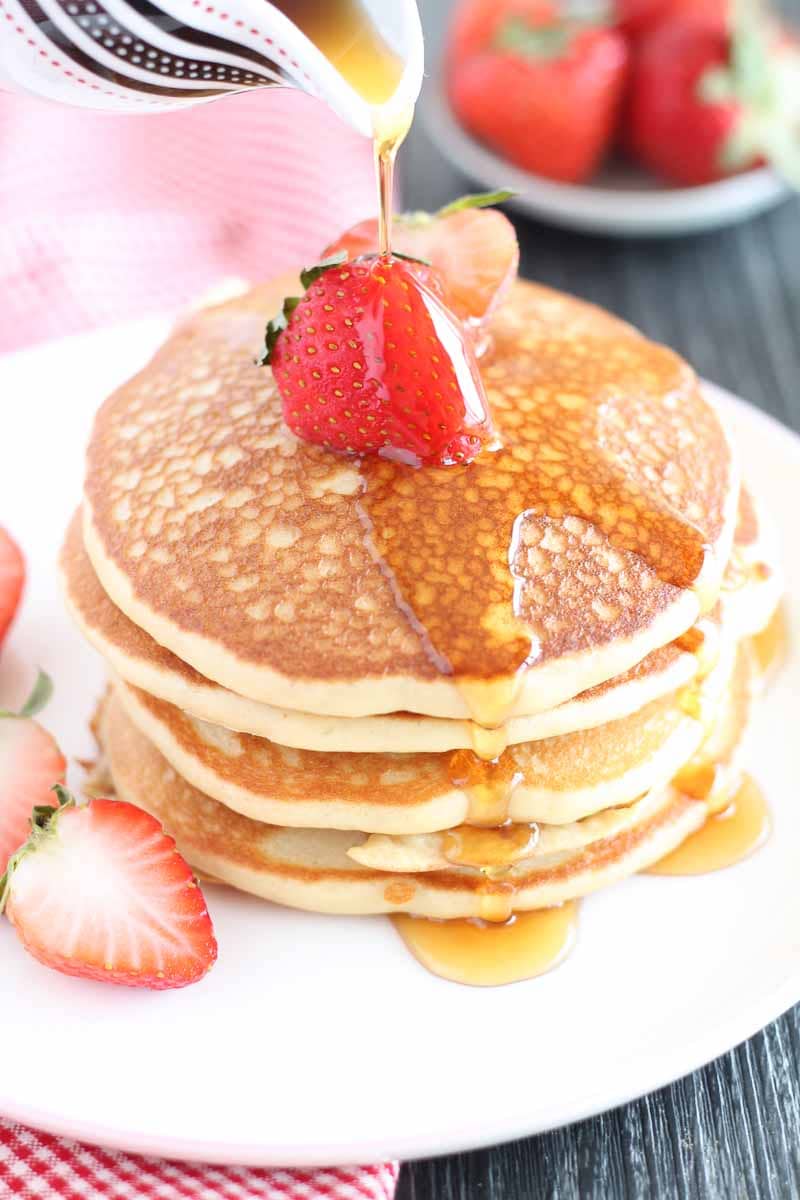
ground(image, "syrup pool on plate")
xmin=392 ymin=903 xmax=579 ymax=987
xmin=648 ymin=774 xmax=770 ymax=876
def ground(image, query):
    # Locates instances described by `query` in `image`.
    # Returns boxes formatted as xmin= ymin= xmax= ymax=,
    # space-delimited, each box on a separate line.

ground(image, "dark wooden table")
xmin=397 ymin=3 xmax=800 ymax=1196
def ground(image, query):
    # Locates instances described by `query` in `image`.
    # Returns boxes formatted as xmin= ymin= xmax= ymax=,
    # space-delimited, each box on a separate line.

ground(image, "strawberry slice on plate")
xmin=0 ymin=671 xmax=66 ymax=872
xmin=323 ymin=192 xmax=519 ymax=336
xmin=1 ymin=786 xmax=217 ymax=989
xmin=259 ymin=253 xmax=493 ymax=467
xmin=0 ymin=527 xmax=25 ymax=651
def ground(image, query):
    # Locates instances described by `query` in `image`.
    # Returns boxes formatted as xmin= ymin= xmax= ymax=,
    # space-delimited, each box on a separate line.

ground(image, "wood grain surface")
xmin=397 ymin=2 xmax=800 ymax=1195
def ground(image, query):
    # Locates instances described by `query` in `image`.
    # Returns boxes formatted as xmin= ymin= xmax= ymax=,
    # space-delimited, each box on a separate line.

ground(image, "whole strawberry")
xmin=448 ymin=16 xmax=629 ymax=183
xmin=627 ymin=9 xmax=800 ymax=186
xmin=259 ymin=254 xmax=492 ymax=467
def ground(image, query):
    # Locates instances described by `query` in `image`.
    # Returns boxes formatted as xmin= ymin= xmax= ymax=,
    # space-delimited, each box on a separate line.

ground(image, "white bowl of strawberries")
xmin=422 ymin=0 xmax=796 ymax=236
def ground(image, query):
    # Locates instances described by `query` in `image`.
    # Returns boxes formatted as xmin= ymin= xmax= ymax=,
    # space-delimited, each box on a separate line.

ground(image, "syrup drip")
xmin=442 ymin=822 xmax=539 ymax=869
xmin=448 ymin=746 xmax=523 ymax=826
xmin=648 ymin=774 xmax=769 ymax=875
xmin=392 ymin=903 xmax=579 ymax=987
xmin=676 ymin=612 xmax=720 ymax=681
xmin=677 ymin=681 xmax=715 ymax=729
xmin=752 ymin=603 xmax=789 ymax=678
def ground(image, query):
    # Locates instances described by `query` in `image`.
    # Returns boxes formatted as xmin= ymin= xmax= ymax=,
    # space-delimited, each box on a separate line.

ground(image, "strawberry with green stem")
xmin=448 ymin=14 xmax=630 ymax=183
xmin=1 ymin=784 xmax=217 ymax=989
xmin=259 ymin=251 xmax=493 ymax=467
xmin=627 ymin=0 xmax=800 ymax=186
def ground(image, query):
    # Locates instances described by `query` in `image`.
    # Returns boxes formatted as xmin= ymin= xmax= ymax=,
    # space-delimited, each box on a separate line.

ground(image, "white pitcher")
xmin=0 ymin=0 xmax=424 ymax=137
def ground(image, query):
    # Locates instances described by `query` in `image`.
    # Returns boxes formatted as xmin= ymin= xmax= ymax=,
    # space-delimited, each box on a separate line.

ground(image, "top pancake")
xmin=63 ymin=488 xmax=781 ymax=753
xmin=82 ymin=275 xmax=739 ymax=720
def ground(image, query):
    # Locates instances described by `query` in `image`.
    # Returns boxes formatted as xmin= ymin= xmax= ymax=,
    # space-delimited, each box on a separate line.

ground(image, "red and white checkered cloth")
xmin=0 ymin=86 xmax=376 ymax=352
xmin=0 ymin=1119 xmax=400 ymax=1198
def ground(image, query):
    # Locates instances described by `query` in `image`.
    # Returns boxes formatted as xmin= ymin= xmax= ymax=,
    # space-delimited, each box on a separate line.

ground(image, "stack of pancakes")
xmin=60 ymin=276 xmax=782 ymax=924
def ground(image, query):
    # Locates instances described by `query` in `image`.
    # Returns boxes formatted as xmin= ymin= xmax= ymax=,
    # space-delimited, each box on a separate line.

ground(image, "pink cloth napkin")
xmin=0 ymin=87 xmax=376 ymax=352
xmin=0 ymin=1119 xmax=399 ymax=1198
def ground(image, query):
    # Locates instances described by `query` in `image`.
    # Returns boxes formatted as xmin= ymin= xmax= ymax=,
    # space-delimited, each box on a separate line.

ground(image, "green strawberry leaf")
xmin=258 ymin=296 xmax=299 ymax=367
xmin=258 ymin=254 xmax=348 ymax=367
xmin=435 ymin=190 xmax=516 ymax=219
xmin=300 ymin=251 xmax=347 ymax=291
xmin=0 ymin=669 xmax=53 ymax=721
xmin=391 ymin=250 xmax=433 ymax=266
xmin=493 ymin=17 xmax=574 ymax=59
xmin=0 ymin=784 xmax=74 ymax=915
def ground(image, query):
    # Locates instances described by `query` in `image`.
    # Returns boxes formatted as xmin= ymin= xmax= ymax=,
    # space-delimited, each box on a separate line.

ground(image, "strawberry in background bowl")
xmin=447 ymin=6 xmax=630 ymax=183
xmin=627 ymin=6 xmax=800 ymax=186
xmin=425 ymin=0 xmax=797 ymax=235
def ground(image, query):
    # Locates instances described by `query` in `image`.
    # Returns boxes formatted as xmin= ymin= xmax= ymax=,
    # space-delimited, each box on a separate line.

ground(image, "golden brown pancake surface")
xmin=82 ymin=278 xmax=738 ymax=719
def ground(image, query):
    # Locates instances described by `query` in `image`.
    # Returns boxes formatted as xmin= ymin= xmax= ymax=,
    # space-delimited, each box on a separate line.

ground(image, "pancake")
xmin=96 ymin=688 xmax=708 ymax=918
xmin=82 ymin=276 xmax=739 ymax=722
xmin=350 ymin=785 xmax=680 ymax=873
xmin=61 ymin=485 xmax=777 ymax=752
xmin=112 ymin=639 xmax=734 ymax=832
xmin=351 ymin=639 xmax=756 ymax=871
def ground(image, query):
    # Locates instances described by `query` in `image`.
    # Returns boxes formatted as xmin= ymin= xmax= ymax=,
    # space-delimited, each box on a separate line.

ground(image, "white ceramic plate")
xmin=420 ymin=81 xmax=789 ymax=237
xmin=0 ymin=320 xmax=799 ymax=1168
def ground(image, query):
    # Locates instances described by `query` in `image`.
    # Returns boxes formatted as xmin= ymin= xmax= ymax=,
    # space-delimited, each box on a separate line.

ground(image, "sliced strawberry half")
xmin=0 ymin=671 xmax=65 ymax=871
xmin=323 ymin=191 xmax=519 ymax=338
xmin=1 ymin=786 xmax=217 ymax=989
xmin=0 ymin=527 xmax=25 ymax=651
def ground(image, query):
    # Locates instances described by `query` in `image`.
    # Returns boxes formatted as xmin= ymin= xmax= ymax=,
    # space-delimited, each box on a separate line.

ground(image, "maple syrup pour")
xmin=270 ymin=0 xmax=405 ymax=105
xmin=392 ymin=903 xmax=579 ymax=987
xmin=375 ymin=132 xmax=403 ymax=258
xmin=273 ymin=0 xmax=412 ymax=259
xmin=648 ymin=774 xmax=769 ymax=875
xmin=752 ymin=602 xmax=789 ymax=678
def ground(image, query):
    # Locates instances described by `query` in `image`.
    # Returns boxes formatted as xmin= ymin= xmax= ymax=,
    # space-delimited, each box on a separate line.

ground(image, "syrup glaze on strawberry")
xmin=261 ymin=251 xmax=493 ymax=468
